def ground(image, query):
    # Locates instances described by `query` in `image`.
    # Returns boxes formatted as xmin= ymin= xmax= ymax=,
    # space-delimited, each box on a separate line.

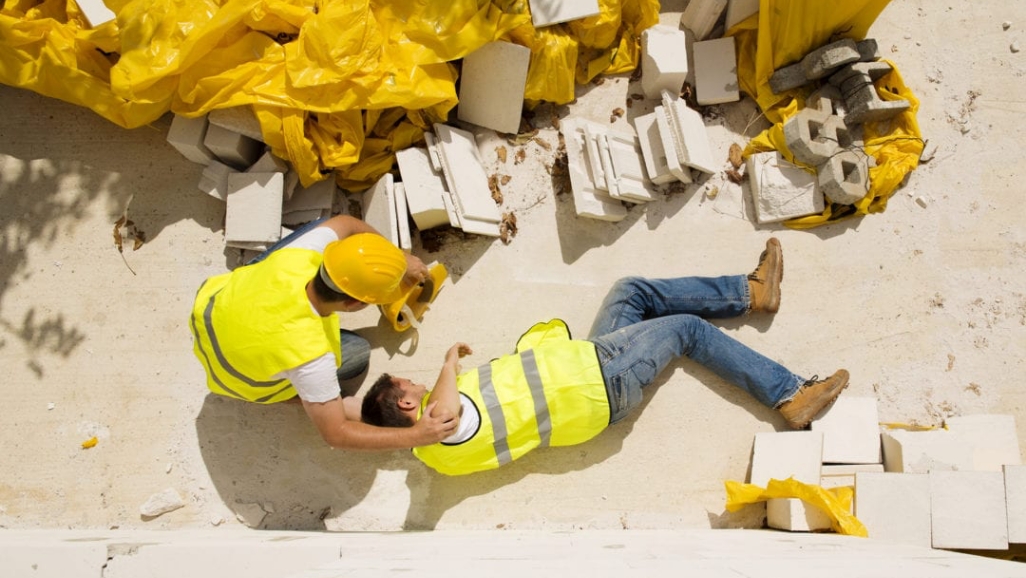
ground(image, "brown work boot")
xmin=778 ymin=370 xmax=850 ymax=429
xmin=748 ymin=237 xmax=783 ymax=313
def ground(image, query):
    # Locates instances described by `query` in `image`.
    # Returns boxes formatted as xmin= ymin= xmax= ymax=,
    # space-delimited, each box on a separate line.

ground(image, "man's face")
xmin=395 ymin=377 xmax=428 ymax=406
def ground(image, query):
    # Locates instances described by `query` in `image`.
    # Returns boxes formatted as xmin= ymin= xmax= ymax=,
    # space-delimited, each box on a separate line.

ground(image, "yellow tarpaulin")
xmin=0 ymin=0 xmax=657 ymax=189
xmin=725 ymin=477 xmax=869 ymax=537
xmin=731 ymin=0 xmax=924 ymax=229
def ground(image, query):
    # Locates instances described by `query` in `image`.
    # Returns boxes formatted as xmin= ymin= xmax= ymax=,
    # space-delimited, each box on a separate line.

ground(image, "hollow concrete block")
xmin=801 ymin=39 xmax=860 ymax=80
xmin=817 ymin=149 xmax=869 ymax=205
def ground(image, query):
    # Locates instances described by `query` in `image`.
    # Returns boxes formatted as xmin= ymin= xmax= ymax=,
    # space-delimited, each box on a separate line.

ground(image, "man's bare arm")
xmin=425 ymin=343 xmax=471 ymax=420
xmin=303 ymin=396 xmax=456 ymax=450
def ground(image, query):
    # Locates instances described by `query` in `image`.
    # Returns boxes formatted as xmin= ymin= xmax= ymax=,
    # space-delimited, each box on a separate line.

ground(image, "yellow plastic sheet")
xmin=724 ymin=477 xmax=868 ymax=537
xmin=732 ymin=0 xmax=924 ymax=229
xmin=1 ymin=0 xmax=658 ymax=190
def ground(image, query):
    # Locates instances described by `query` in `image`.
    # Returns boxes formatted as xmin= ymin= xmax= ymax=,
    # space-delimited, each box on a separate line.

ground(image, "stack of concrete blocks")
xmin=750 ymin=431 xmax=831 ymax=532
xmin=430 ymin=124 xmax=503 ymax=236
xmin=640 ymin=25 xmax=689 ymax=100
xmin=283 ymin=175 xmax=333 ymax=227
xmin=457 ymin=41 xmax=532 ymax=135
xmin=745 ymin=151 xmax=825 ymax=223
xmin=783 ymin=86 xmax=872 ymax=206
xmin=680 ymin=0 xmax=727 ymax=41
xmin=527 ymin=0 xmax=599 ymax=28
xmin=809 ymin=396 xmax=885 ymax=520
xmin=866 ymin=414 xmax=1024 ymax=551
xmin=362 ymin=173 xmax=411 ymax=251
xmin=561 ymin=118 xmax=660 ymax=221
xmin=224 ymin=172 xmax=285 ymax=252
xmin=692 ymin=37 xmax=739 ymax=106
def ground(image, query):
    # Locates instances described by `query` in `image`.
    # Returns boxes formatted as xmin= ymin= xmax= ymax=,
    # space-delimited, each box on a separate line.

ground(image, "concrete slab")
xmin=395 ymin=147 xmax=451 ymax=231
xmin=880 ymin=430 xmax=975 ymax=473
xmin=167 ymin=114 xmax=215 ymax=165
xmin=633 ymin=112 xmax=676 ymax=186
xmin=750 ymin=431 xmax=823 ymax=486
xmin=745 ymin=151 xmax=823 ymax=223
xmin=457 ymin=42 xmax=531 ymax=135
xmin=810 ymin=396 xmax=882 ymax=464
xmin=604 ymin=130 xmax=658 ymax=203
xmin=394 ymin=182 xmax=412 ymax=251
xmin=692 ymin=37 xmax=740 ymax=106
xmin=930 ymin=470 xmax=1009 ymax=550
xmin=944 ymin=414 xmax=1022 ymax=472
xmin=203 ymin=124 xmax=264 ymax=170
xmin=207 ymin=106 xmax=265 ymax=143
xmin=662 ymin=94 xmax=718 ymax=174
xmin=766 ymin=498 xmax=832 ymax=532
xmin=432 ymin=123 xmax=502 ymax=224
xmin=224 ymin=172 xmax=284 ymax=245
xmin=653 ymin=105 xmax=693 ymax=183
xmin=560 ymin=117 xmax=628 ymax=221
xmin=1006 ymin=464 xmax=1026 ymax=544
xmin=855 ymin=472 xmax=932 ymax=548
xmin=197 ymin=160 xmax=235 ymax=202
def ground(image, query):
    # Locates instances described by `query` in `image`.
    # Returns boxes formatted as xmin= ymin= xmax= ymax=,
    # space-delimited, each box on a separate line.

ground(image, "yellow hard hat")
xmin=320 ymin=233 xmax=407 ymax=304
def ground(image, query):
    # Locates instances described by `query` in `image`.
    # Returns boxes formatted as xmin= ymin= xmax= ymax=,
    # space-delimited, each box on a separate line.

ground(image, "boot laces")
xmin=748 ymin=249 xmax=769 ymax=282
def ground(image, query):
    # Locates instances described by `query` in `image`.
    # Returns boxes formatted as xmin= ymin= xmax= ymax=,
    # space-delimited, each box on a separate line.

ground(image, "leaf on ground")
xmin=728 ymin=143 xmax=744 ymax=169
xmin=488 ymin=174 xmax=503 ymax=204
xmin=499 ymin=212 xmax=517 ymax=245
xmin=495 ymin=146 xmax=508 ymax=163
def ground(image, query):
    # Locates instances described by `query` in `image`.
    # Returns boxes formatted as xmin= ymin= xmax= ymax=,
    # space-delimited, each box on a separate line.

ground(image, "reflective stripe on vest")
xmin=479 ymin=349 xmax=551 ymax=468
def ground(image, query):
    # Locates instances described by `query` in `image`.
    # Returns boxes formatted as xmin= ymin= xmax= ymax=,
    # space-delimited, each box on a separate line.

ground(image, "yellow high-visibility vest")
xmin=190 ymin=248 xmax=341 ymax=403
xmin=414 ymin=319 xmax=610 ymax=475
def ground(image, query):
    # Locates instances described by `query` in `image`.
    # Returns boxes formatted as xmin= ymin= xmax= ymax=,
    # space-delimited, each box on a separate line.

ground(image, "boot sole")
xmin=764 ymin=238 xmax=783 ymax=313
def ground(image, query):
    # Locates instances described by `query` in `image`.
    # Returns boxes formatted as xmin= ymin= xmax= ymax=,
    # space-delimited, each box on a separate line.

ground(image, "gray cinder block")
xmin=801 ymin=39 xmax=860 ymax=80
xmin=818 ymin=149 xmax=869 ymax=205
xmin=769 ymin=62 xmax=807 ymax=94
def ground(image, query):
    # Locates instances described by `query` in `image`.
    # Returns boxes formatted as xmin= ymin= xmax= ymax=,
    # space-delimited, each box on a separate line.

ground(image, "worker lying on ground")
xmin=190 ymin=215 xmax=457 ymax=450
xmin=360 ymin=238 xmax=849 ymax=475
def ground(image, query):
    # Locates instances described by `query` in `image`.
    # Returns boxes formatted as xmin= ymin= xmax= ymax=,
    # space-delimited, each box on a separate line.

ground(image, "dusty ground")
xmin=1 ymin=0 xmax=1025 ymax=533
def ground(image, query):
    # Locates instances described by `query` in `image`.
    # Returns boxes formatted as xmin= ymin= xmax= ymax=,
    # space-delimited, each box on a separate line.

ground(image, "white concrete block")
xmin=855 ymin=472 xmax=932 ymax=548
xmin=930 ymin=470 xmax=1008 ymax=550
xmin=560 ymin=118 xmax=627 ymax=222
xmin=662 ymin=94 xmax=718 ymax=174
xmin=395 ymin=147 xmax=451 ymax=231
xmin=693 ymin=37 xmax=740 ymax=105
xmin=819 ymin=474 xmax=854 ymax=490
xmin=811 ymin=396 xmax=882 ymax=464
xmin=197 ymin=160 xmax=235 ymax=201
xmin=247 ymin=151 xmax=298 ymax=199
xmin=432 ymin=124 xmax=502 ymax=224
xmin=167 ymin=114 xmax=215 ymax=166
xmin=945 ymin=414 xmax=1022 ymax=472
xmin=528 ymin=0 xmax=599 ymax=27
xmin=767 ymin=498 xmax=832 ymax=532
xmin=458 ymin=42 xmax=531 ymax=135
xmin=680 ymin=0 xmax=728 ymax=41
xmin=604 ymin=130 xmax=658 ymax=203
xmin=362 ymin=173 xmax=399 ymax=247
xmin=746 ymin=151 xmax=824 ymax=223
xmin=881 ymin=430 xmax=975 ymax=473
xmin=204 ymin=124 xmax=264 ymax=170
xmin=394 ymin=182 xmax=412 ymax=251
xmin=641 ymin=25 xmax=689 ymax=100
xmin=725 ymin=0 xmax=759 ymax=30
xmin=1006 ymin=464 xmax=1026 ymax=543
xmin=285 ymin=177 xmax=335 ymax=214
xmin=653 ymin=106 xmax=693 ymax=184
xmin=750 ymin=431 xmax=824 ymax=487
xmin=633 ymin=112 xmax=676 ymax=186
xmin=225 ymin=172 xmax=284 ymax=245
xmin=208 ymin=106 xmax=265 ymax=143
xmin=821 ymin=463 xmax=885 ymax=476
xmin=282 ymin=209 xmax=327 ymax=227
xmin=77 ymin=0 xmax=116 ymax=28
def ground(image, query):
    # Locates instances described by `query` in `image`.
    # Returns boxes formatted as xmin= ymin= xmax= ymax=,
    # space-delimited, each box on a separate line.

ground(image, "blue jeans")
xmin=587 ymin=276 xmax=805 ymax=424
xmin=246 ymin=217 xmax=371 ymax=383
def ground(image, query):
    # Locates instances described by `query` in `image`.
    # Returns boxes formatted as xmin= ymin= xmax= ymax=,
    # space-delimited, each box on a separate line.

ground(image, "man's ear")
xmin=397 ymin=396 xmax=417 ymax=411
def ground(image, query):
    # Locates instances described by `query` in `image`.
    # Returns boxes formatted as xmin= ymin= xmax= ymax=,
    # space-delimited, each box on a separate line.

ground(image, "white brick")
xmin=633 ymin=112 xmax=676 ymax=185
xmin=821 ymin=463 xmax=884 ymax=476
xmin=1006 ymin=464 xmax=1026 ymax=543
xmin=750 ymin=431 xmax=823 ymax=487
xmin=433 ymin=124 xmax=502 ymax=227
xmin=208 ymin=106 xmax=264 ymax=143
xmin=362 ymin=173 xmax=399 ymax=247
xmin=204 ymin=124 xmax=264 ymax=170
xmin=662 ymin=94 xmax=718 ymax=174
xmin=854 ymin=472 xmax=932 ymax=548
xmin=725 ymin=0 xmax=759 ymax=30
xmin=394 ymin=182 xmax=412 ymax=251
xmin=930 ymin=470 xmax=1008 ymax=550
xmin=693 ymin=37 xmax=740 ymax=105
xmin=560 ymin=118 xmax=627 ymax=222
xmin=458 ymin=42 xmax=531 ymax=135
xmin=197 ymin=160 xmax=235 ymax=202
xmin=225 ymin=173 xmax=284 ymax=245
xmin=653 ymin=106 xmax=693 ymax=184
xmin=395 ymin=147 xmax=451 ymax=231
xmin=247 ymin=151 xmax=298 ymax=199
xmin=746 ymin=151 xmax=824 ymax=223
xmin=641 ymin=25 xmax=689 ymax=100
xmin=167 ymin=114 xmax=215 ymax=166
xmin=285 ymin=177 xmax=335 ymax=214
xmin=680 ymin=0 xmax=727 ymax=41
xmin=528 ymin=0 xmax=599 ymax=27
xmin=767 ymin=498 xmax=832 ymax=532
xmin=881 ymin=430 xmax=975 ymax=473
xmin=811 ymin=396 xmax=882 ymax=464
xmin=77 ymin=0 xmax=116 ymax=27
xmin=819 ymin=474 xmax=854 ymax=489
xmin=945 ymin=414 xmax=1022 ymax=472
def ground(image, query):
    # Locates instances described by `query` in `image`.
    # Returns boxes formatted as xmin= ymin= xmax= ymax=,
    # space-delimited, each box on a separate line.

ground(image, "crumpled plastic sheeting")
xmin=731 ymin=0 xmax=924 ymax=229
xmin=724 ymin=477 xmax=869 ymax=537
xmin=0 ymin=0 xmax=658 ymax=189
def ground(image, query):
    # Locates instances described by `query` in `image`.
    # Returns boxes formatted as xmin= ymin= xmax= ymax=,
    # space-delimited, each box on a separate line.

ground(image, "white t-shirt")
xmin=270 ymin=227 xmax=348 ymax=403
xmin=442 ymin=393 xmax=481 ymax=444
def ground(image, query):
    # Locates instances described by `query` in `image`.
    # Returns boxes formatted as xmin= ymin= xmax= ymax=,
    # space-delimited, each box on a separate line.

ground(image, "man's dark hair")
xmin=310 ymin=271 xmax=356 ymax=304
xmin=361 ymin=373 xmax=416 ymax=428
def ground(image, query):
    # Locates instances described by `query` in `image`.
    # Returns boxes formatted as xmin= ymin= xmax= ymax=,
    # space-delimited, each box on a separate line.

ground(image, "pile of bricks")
xmin=748 ymin=395 xmax=1025 ymax=551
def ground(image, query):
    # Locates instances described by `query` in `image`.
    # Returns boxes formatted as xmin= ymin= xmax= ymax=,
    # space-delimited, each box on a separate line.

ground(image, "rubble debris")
xmin=919 ymin=140 xmax=937 ymax=163
xmin=515 ymin=149 xmax=527 ymax=164
xmin=531 ymin=137 xmax=552 ymax=151
xmin=500 ymin=175 xmax=512 ymax=185
xmin=433 ymin=123 xmax=502 ymax=236
xmin=140 ymin=488 xmax=185 ymax=518
xmin=499 ymin=212 xmax=517 ymax=245
xmin=1012 ymin=42 xmax=1021 ymax=53
xmin=495 ymin=146 xmax=508 ymax=163
xmin=609 ymin=107 xmax=625 ymax=122
xmin=747 ymin=151 xmax=823 ymax=223
xmin=488 ymin=174 xmax=503 ymax=205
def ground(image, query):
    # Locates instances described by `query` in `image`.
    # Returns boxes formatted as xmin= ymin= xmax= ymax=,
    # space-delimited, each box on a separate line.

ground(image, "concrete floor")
xmin=1 ymin=0 xmax=1025 ymax=538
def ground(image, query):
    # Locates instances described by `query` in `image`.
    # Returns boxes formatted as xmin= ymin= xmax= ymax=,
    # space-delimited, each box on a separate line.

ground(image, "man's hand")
xmin=411 ymin=401 xmax=457 ymax=445
xmin=445 ymin=342 xmax=473 ymax=373
xmin=402 ymin=254 xmax=429 ymax=288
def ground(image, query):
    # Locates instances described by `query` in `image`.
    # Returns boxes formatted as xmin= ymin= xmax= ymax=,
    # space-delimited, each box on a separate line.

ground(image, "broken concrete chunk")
xmin=140 ymin=488 xmax=185 ymax=518
xmin=457 ymin=41 xmax=531 ymax=135
xmin=693 ymin=37 xmax=740 ymax=106
xmin=560 ymin=118 xmax=628 ymax=222
xmin=828 ymin=61 xmax=911 ymax=125
xmin=769 ymin=62 xmax=807 ymax=94
xmin=653 ymin=106 xmax=693 ymax=184
xmin=746 ymin=151 xmax=823 ymax=224
xmin=641 ymin=25 xmax=689 ymax=100
xmin=662 ymin=94 xmax=718 ymax=174
xmin=432 ymin=124 xmax=502 ymax=229
xmin=801 ymin=38 xmax=860 ymax=80
xmin=680 ymin=0 xmax=728 ymax=41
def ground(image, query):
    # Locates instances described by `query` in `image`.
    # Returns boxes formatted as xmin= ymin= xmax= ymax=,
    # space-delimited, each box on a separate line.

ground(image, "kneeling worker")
xmin=360 ymin=238 xmax=849 ymax=475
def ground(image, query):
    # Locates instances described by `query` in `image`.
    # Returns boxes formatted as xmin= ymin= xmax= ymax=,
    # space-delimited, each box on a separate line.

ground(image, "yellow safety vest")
xmin=414 ymin=319 xmax=610 ymax=475
xmin=190 ymin=248 xmax=341 ymax=403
